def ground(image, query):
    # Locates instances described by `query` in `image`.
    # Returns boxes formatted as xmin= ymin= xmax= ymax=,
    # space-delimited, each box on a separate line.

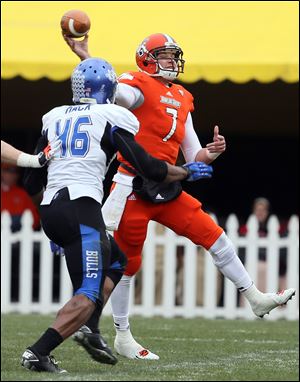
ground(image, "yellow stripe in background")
xmin=1 ymin=1 xmax=299 ymax=82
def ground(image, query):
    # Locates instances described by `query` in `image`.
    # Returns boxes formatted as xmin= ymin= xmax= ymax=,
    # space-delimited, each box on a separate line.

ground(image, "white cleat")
xmin=251 ymin=288 xmax=296 ymax=318
xmin=114 ymin=330 xmax=159 ymax=360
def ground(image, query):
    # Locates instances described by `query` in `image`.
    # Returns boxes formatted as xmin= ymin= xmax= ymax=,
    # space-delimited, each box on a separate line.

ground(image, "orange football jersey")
xmin=117 ymin=72 xmax=194 ymax=173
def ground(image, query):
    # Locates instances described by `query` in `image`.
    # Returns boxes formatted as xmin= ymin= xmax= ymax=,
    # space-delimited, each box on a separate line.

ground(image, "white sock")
xmin=242 ymin=283 xmax=263 ymax=304
xmin=220 ymin=256 xmax=253 ymax=291
xmin=111 ymin=274 xmax=132 ymax=331
xmin=209 ymin=232 xmax=252 ymax=291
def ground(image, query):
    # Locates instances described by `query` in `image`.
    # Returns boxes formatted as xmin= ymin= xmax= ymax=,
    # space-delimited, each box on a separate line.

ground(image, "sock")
xmin=242 ymin=283 xmax=263 ymax=304
xmin=110 ymin=275 xmax=132 ymax=331
xmin=84 ymin=303 xmax=103 ymax=334
xmin=30 ymin=328 xmax=64 ymax=356
xmin=209 ymin=232 xmax=253 ymax=291
xmin=220 ymin=256 xmax=253 ymax=291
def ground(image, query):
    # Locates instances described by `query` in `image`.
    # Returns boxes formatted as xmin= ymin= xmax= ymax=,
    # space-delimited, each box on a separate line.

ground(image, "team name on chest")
xmin=160 ymin=96 xmax=181 ymax=108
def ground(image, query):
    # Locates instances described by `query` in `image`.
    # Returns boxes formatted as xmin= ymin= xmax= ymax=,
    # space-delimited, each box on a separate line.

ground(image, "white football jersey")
xmin=41 ymin=103 xmax=139 ymax=205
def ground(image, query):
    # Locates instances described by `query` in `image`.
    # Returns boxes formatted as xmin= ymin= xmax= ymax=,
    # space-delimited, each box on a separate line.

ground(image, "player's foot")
xmin=251 ymin=288 xmax=296 ymax=318
xmin=114 ymin=329 xmax=159 ymax=360
xmin=21 ymin=348 xmax=67 ymax=373
xmin=73 ymin=325 xmax=118 ymax=365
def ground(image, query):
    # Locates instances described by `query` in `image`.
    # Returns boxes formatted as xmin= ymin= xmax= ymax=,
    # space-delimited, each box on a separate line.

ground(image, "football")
xmin=61 ymin=9 xmax=91 ymax=38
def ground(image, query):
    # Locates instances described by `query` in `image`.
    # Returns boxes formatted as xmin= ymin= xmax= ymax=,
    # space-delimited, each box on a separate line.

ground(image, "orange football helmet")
xmin=136 ymin=33 xmax=185 ymax=80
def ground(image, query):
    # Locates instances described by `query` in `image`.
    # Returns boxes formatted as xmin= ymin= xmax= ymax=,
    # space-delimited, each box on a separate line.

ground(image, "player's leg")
xmin=158 ymin=192 xmax=296 ymax=318
xmin=73 ymin=234 xmax=127 ymax=365
xmin=111 ymin=198 xmax=160 ymax=360
xmin=208 ymin=232 xmax=295 ymax=317
xmin=21 ymin=189 xmax=109 ymax=372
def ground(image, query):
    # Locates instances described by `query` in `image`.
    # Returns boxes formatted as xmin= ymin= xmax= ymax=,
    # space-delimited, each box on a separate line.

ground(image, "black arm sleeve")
xmin=23 ymin=136 xmax=48 ymax=196
xmin=113 ymin=129 xmax=168 ymax=182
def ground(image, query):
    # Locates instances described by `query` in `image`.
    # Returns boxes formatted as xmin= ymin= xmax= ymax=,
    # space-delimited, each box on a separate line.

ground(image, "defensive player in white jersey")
xmin=21 ymin=58 xmax=213 ymax=373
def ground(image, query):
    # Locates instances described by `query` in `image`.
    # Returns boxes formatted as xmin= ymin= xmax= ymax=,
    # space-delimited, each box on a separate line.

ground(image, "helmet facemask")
xmin=146 ymin=47 xmax=185 ymax=80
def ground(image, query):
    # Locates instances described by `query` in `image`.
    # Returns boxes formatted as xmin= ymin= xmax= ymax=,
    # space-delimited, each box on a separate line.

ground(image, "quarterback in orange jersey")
xmin=116 ymin=71 xmax=194 ymax=167
xmin=64 ymin=32 xmax=296 ymax=361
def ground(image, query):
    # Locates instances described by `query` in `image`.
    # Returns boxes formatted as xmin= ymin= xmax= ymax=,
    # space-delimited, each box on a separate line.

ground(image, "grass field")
xmin=1 ymin=314 xmax=299 ymax=381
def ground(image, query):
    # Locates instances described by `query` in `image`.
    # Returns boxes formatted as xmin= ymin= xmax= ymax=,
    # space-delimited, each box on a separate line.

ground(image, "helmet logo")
xmin=137 ymin=44 xmax=147 ymax=57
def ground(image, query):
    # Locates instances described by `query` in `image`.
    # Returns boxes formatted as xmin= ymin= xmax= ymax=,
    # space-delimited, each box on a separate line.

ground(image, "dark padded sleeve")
xmin=113 ymin=128 xmax=168 ymax=182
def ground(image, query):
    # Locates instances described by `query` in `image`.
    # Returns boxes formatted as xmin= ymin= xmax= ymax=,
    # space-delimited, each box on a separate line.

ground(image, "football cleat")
xmin=114 ymin=330 xmax=159 ymax=360
xmin=73 ymin=325 xmax=118 ymax=365
xmin=21 ymin=348 xmax=67 ymax=373
xmin=251 ymin=288 xmax=296 ymax=318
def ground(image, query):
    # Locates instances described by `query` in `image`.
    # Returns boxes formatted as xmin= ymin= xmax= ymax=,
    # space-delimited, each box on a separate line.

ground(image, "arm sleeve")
xmin=113 ymin=129 xmax=168 ymax=182
xmin=115 ymin=83 xmax=144 ymax=110
xmin=180 ymin=112 xmax=202 ymax=162
xmin=23 ymin=136 xmax=48 ymax=196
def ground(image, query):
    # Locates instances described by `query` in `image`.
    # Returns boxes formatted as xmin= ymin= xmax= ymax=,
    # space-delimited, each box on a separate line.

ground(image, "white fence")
xmin=1 ymin=210 xmax=299 ymax=320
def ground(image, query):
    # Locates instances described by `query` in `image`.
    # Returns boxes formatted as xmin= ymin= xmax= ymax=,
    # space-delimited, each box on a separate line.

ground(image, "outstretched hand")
xmin=206 ymin=125 xmax=226 ymax=155
xmin=62 ymin=32 xmax=91 ymax=60
xmin=182 ymin=162 xmax=213 ymax=182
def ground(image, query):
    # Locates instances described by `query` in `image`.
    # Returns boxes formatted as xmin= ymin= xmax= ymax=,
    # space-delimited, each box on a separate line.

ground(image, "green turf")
xmin=1 ymin=314 xmax=299 ymax=381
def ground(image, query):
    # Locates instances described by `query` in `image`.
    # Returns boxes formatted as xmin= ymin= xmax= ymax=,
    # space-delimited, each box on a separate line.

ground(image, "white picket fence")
xmin=1 ymin=210 xmax=299 ymax=320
